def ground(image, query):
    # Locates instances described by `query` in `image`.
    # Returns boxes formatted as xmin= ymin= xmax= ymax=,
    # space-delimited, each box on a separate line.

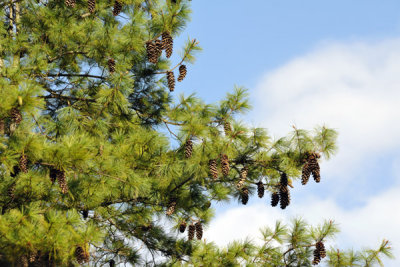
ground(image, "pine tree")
xmin=0 ymin=1 xmax=346 ymax=265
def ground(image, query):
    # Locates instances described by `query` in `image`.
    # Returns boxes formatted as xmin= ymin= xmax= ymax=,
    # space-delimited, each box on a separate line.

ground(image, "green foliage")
xmin=0 ymin=0 xmax=390 ymax=266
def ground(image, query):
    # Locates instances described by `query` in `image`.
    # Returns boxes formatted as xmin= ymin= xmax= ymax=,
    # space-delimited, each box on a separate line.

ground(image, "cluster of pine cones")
xmin=65 ymin=0 xmax=121 ymax=16
xmin=207 ymin=154 xmax=230 ymax=180
xmin=312 ymin=241 xmax=326 ymax=265
xmin=179 ymin=221 xmax=203 ymax=240
xmin=302 ymin=152 xmax=321 ymax=185
xmin=269 ymin=172 xmax=291 ymax=209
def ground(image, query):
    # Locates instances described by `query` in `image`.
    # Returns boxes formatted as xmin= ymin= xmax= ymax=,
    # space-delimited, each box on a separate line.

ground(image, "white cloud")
xmin=205 ymin=38 xmax=400 ymax=266
xmin=252 ymin=39 xmax=400 ymax=179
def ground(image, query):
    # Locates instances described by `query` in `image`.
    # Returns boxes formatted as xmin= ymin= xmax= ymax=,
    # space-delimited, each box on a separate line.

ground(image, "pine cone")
xmin=8 ymin=183 xmax=16 ymax=200
xmin=241 ymin=187 xmax=249 ymax=205
xmin=88 ymin=0 xmax=96 ymax=13
xmin=179 ymin=221 xmax=187 ymax=233
xmin=195 ymin=221 xmax=203 ymax=240
xmin=17 ymin=255 xmax=28 ymax=267
xmin=65 ymin=0 xmax=76 ymax=8
xmin=184 ymin=139 xmax=193 ymax=158
xmin=19 ymin=155 xmax=28 ymax=173
xmin=0 ymin=119 xmax=5 ymax=135
xmin=316 ymin=241 xmax=326 ymax=258
xmin=75 ymin=245 xmax=89 ymax=264
xmin=167 ymin=71 xmax=175 ymax=92
xmin=271 ymin=192 xmax=279 ymax=207
xmin=56 ymin=169 xmax=68 ymax=194
xmin=112 ymin=0 xmax=122 ymax=16
xmin=166 ymin=199 xmax=177 ymax=216
xmin=162 ymin=32 xmax=173 ymax=58
xmin=257 ymin=181 xmax=264 ymax=198
xmin=221 ymin=154 xmax=230 ymax=176
xmin=154 ymin=39 xmax=163 ymax=59
xmin=223 ymin=121 xmax=232 ymax=136
xmin=29 ymin=251 xmax=38 ymax=263
xmin=146 ymin=41 xmax=158 ymax=64
xmin=108 ymin=58 xmax=116 ymax=73
xmin=177 ymin=65 xmax=187 ymax=82
xmin=312 ymin=248 xmax=321 ymax=265
xmin=236 ymin=166 xmax=248 ymax=189
xmin=188 ymin=223 xmax=195 ymax=240
xmin=109 ymin=259 xmax=116 ymax=267
xmin=279 ymin=185 xmax=290 ymax=209
xmin=209 ymin=159 xmax=218 ymax=180
xmin=302 ymin=153 xmax=321 ymax=184
xmin=280 ymin=172 xmax=288 ymax=187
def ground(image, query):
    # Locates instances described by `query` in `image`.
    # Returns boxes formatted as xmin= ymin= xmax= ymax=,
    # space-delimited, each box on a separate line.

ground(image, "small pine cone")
xmin=257 ymin=181 xmax=264 ymax=198
xmin=10 ymin=108 xmax=22 ymax=124
xmin=223 ymin=121 xmax=232 ymax=136
xmin=279 ymin=186 xmax=290 ymax=209
xmin=221 ymin=154 xmax=230 ymax=176
xmin=56 ymin=170 xmax=68 ymax=194
xmin=146 ymin=41 xmax=158 ymax=64
xmin=301 ymin=160 xmax=311 ymax=185
xmin=154 ymin=39 xmax=163 ymax=59
xmin=166 ymin=199 xmax=177 ymax=216
xmin=312 ymin=163 xmax=321 ymax=183
xmin=271 ymin=192 xmax=279 ymax=207
xmin=312 ymin=248 xmax=321 ymax=265
xmin=316 ymin=241 xmax=326 ymax=258
xmin=195 ymin=221 xmax=203 ymax=240
xmin=179 ymin=221 xmax=187 ymax=233
xmin=162 ymin=32 xmax=173 ymax=58
xmin=108 ymin=58 xmax=116 ymax=73
xmin=184 ymin=139 xmax=193 ymax=158
xmin=19 ymin=155 xmax=28 ymax=173
xmin=112 ymin=0 xmax=122 ymax=16
xmin=8 ymin=183 xmax=16 ymax=199
xmin=17 ymin=255 xmax=28 ymax=267
xmin=177 ymin=65 xmax=187 ymax=82
xmin=188 ymin=223 xmax=195 ymax=240
xmin=167 ymin=71 xmax=175 ymax=92
xmin=0 ymin=119 xmax=5 ymax=134
xmin=88 ymin=0 xmax=96 ymax=13
xmin=236 ymin=166 xmax=248 ymax=189
xmin=241 ymin=187 xmax=249 ymax=205
xmin=280 ymin=172 xmax=288 ymax=187
xmin=29 ymin=251 xmax=38 ymax=263
xmin=49 ymin=168 xmax=57 ymax=184
xmin=209 ymin=159 xmax=218 ymax=180
xmin=75 ymin=246 xmax=89 ymax=264
xmin=65 ymin=0 xmax=76 ymax=8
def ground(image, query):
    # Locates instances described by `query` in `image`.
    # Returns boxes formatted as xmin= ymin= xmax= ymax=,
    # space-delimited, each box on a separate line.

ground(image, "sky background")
xmin=171 ymin=1 xmax=400 ymax=266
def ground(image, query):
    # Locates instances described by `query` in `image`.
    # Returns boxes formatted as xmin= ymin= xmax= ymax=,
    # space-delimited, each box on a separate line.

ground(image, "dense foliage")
xmin=0 ymin=0 xmax=393 ymax=266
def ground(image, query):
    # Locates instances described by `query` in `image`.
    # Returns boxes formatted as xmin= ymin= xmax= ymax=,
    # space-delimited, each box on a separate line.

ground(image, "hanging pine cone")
xmin=312 ymin=247 xmax=321 ymax=265
xmin=221 ymin=154 xmax=230 ymax=176
xmin=236 ymin=166 xmax=248 ymax=189
xmin=301 ymin=159 xmax=311 ymax=185
xmin=65 ymin=0 xmax=76 ymax=8
xmin=17 ymin=255 xmax=28 ymax=267
xmin=241 ymin=187 xmax=249 ymax=205
xmin=8 ymin=183 xmax=16 ymax=200
xmin=302 ymin=153 xmax=321 ymax=184
xmin=166 ymin=199 xmax=177 ymax=216
xmin=184 ymin=139 xmax=193 ymax=158
xmin=271 ymin=192 xmax=279 ymax=207
xmin=280 ymin=172 xmax=288 ymax=187
xmin=177 ymin=65 xmax=187 ymax=82
xmin=29 ymin=251 xmax=38 ymax=263
xmin=56 ymin=169 xmax=68 ymax=194
xmin=146 ymin=41 xmax=158 ymax=64
xmin=19 ymin=155 xmax=28 ymax=173
xmin=108 ymin=58 xmax=116 ymax=73
xmin=0 ymin=119 xmax=5 ymax=135
xmin=188 ymin=223 xmax=195 ymax=240
xmin=209 ymin=159 xmax=218 ymax=180
xmin=316 ymin=241 xmax=326 ymax=258
xmin=179 ymin=221 xmax=187 ymax=233
xmin=112 ymin=0 xmax=122 ymax=16
xmin=162 ymin=31 xmax=173 ymax=58
xmin=257 ymin=181 xmax=264 ymax=198
xmin=279 ymin=185 xmax=290 ymax=209
xmin=88 ymin=0 xmax=96 ymax=13
xmin=195 ymin=221 xmax=203 ymax=240
xmin=223 ymin=121 xmax=232 ymax=136
xmin=75 ymin=246 xmax=89 ymax=264
xmin=167 ymin=71 xmax=175 ymax=92
xmin=154 ymin=39 xmax=163 ymax=59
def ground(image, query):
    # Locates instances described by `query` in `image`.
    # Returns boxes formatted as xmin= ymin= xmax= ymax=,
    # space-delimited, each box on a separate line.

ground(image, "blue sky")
xmin=171 ymin=1 xmax=400 ymax=266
